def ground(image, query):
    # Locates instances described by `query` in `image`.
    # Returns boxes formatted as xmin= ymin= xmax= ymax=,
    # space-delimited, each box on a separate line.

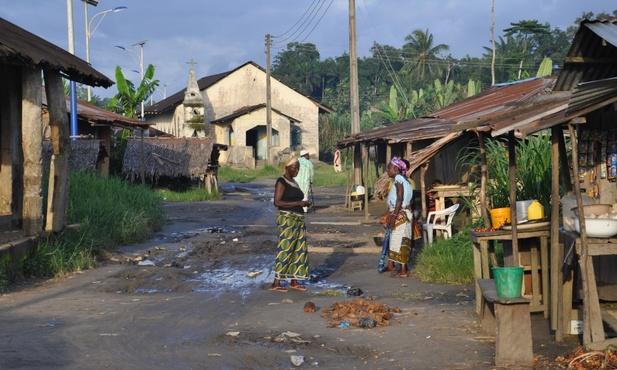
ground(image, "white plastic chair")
xmin=422 ymin=203 xmax=460 ymax=245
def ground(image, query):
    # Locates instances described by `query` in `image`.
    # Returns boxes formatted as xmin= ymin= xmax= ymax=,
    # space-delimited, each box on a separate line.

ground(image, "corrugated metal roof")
xmin=567 ymin=77 xmax=617 ymax=116
xmin=0 ymin=18 xmax=112 ymax=87
xmin=42 ymin=93 xmax=151 ymax=130
xmin=338 ymin=77 xmax=556 ymax=147
xmin=554 ymin=18 xmax=617 ymax=92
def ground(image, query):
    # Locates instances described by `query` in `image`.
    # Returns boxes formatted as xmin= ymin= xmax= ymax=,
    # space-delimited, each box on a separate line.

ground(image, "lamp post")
xmin=116 ymin=40 xmax=148 ymax=121
xmin=66 ymin=0 xmax=78 ymax=139
xmin=84 ymin=2 xmax=126 ymax=101
xmin=150 ymin=83 xmax=167 ymax=105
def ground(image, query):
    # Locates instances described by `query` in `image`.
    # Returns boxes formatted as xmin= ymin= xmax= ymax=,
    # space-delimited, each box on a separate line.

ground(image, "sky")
xmin=0 ymin=0 xmax=615 ymax=100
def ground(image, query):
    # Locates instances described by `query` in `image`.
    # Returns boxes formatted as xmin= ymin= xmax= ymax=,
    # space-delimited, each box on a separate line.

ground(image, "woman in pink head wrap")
xmin=378 ymin=157 xmax=414 ymax=277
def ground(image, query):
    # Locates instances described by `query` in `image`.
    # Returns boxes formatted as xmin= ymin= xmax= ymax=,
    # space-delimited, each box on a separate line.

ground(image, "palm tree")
xmin=503 ymin=20 xmax=550 ymax=79
xmin=401 ymin=28 xmax=450 ymax=86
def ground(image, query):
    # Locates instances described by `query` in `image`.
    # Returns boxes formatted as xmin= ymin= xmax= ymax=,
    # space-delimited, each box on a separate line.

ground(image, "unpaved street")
xmin=1 ymin=181 xmax=574 ymax=369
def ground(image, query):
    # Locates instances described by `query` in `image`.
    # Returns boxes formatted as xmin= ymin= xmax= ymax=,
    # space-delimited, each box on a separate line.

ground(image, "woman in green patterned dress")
xmin=270 ymin=157 xmax=312 ymax=292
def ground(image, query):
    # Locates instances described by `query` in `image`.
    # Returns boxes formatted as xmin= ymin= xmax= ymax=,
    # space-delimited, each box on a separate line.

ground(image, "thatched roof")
xmin=122 ymin=138 xmax=221 ymax=180
xmin=43 ymin=140 xmax=101 ymax=172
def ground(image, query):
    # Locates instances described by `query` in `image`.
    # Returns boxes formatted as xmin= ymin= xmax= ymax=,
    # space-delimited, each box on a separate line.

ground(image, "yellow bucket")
xmin=490 ymin=208 xmax=511 ymax=228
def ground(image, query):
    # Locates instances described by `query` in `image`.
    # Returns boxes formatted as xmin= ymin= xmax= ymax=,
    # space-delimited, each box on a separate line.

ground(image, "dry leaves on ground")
xmin=321 ymin=298 xmax=401 ymax=328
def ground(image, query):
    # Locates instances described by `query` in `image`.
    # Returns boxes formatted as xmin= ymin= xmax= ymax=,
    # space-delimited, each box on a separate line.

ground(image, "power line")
xmin=271 ymin=0 xmax=326 ymax=46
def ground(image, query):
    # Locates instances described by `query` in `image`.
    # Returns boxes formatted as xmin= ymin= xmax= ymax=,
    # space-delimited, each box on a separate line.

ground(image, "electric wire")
xmin=272 ymin=0 xmax=320 ymax=39
xmin=272 ymin=0 xmax=322 ymax=45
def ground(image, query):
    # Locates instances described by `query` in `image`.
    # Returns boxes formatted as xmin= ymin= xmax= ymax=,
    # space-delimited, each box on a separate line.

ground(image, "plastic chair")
xmin=422 ymin=203 xmax=460 ymax=245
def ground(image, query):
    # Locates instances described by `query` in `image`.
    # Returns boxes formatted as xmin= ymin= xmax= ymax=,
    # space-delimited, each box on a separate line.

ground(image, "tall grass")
xmin=413 ymin=230 xmax=475 ymax=285
xmin=22 ymin=172 xmax=166 ymax=279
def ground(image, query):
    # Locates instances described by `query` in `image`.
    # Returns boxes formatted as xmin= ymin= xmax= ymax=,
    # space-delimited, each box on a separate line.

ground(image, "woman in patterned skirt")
xmin=270 ymin=157 xmax=312 ymax=292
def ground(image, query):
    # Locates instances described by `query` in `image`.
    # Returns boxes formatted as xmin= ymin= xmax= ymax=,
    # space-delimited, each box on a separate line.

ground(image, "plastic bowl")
xmin=373 ymin=235 xmax=385 ymax=246
xmin=574 ymin=216 xmax=617 ymax=238
xmin=571 ymin=204 xmax=612 ymax=217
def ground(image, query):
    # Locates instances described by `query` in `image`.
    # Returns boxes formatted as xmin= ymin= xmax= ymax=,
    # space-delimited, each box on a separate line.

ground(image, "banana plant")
xmin=106 ymin=64 xmax=159 ymax=119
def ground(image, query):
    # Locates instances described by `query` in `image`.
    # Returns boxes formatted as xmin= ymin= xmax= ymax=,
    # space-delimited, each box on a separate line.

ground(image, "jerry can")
xmin=527 ymin=200 xmax=544 ymax=221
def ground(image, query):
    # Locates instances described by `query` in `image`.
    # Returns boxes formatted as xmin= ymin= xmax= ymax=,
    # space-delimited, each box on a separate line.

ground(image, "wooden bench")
xmin=479 ymin=279 xmax=533 ymax=367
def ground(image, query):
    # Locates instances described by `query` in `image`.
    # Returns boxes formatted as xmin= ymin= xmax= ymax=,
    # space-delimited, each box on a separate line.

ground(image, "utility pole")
xmin=349 ymin=0 xmax=362 ymax=185
xmin=266 ymin=34 xmax=272 ymax=165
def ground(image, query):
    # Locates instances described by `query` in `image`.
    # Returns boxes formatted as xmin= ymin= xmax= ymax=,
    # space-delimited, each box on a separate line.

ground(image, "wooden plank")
xmin=44 ymin=72 xmax=71 ymax=233
xmin=494 ymin=303 xmax=534 ymax=367
xmin=21 ymin=66 xmax=43 ymax=236
xmin=551 ymin=126 xmax=561 ymax=330
xmin=601 ymin=310 xmax=617 ymax=333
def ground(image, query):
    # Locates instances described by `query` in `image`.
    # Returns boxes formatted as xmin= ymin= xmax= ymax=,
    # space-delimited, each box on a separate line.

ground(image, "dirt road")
xmin=1 ymin=181 xmax=575 ymax=369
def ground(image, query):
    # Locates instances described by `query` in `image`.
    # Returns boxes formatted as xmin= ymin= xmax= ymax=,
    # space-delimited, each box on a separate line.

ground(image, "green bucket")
xmin=492 ymin=267 xmax=524 ymax=298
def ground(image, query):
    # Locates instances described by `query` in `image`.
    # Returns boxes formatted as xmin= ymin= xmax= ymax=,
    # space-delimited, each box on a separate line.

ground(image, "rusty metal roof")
xmin=338 ymin=77 xmax=556 ymax=147
xmin=554 ymin=18 xmax=617 ymax=92
xmin=42 ymin=93 xmax=151 ymax=130
xmin=0 ymin=18 xmax=112 ymax=87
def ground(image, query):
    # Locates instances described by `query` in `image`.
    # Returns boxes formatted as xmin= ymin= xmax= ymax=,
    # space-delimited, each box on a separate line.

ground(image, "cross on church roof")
xmin=187 ymin=59 xmax=198 ymax=67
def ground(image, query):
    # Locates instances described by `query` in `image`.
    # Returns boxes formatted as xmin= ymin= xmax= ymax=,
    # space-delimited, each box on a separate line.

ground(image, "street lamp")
xmin=150 ymin=83 xmax=167 ymax=105
xmin=116 ymin=40 xmax=148 ymax=121
xmin=84 ymin=2 xmax=127 ymax=101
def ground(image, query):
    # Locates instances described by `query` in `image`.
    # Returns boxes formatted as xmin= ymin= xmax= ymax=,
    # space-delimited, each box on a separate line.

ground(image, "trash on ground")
xmin=322 ymin=299 xmax=401 ymax=328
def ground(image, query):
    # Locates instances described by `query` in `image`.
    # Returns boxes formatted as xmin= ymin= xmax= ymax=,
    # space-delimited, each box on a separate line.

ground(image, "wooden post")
xmin=477 ymin=132 xmax=490 ymax=229
xmin=420 ymin=163 xmax=428 ymax=220
xmin=550 ymin=126 xmax=560 ymax=332
xmin=0 ymin=65 xmax=19 ymax=215
xmin=44 ymin=72 xmax=72 ymax=233
xmin=506 ymin=131 xmax=518 ymax=266
xmin=21 ymin=67 xmax=44 ymax=236
xmin=569 ymin=122 xmax=604 ymax=345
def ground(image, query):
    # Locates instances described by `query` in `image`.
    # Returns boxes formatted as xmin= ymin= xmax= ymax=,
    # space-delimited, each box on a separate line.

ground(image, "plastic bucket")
xmin=489 ymin=208 xmax=511 ymax=228
xmin=516 ymin=200 xmax=534 ymax=221
xmin=492 ymin=267 xmax=524 ymax=298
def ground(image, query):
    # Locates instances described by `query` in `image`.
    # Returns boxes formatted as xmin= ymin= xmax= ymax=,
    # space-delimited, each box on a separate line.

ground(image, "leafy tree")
xmin=272 ymin=42 xmax=321 ymax=97
xmin=503 ymin=20 xmax=551 ymax=79
xmin=401 ymin=28 xmax=450 ymax=87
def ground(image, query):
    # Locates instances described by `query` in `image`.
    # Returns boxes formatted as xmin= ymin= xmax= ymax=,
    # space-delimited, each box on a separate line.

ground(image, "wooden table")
xmin=432 ymin=186 xmax=476 ymax=212
xmin=470 ymin=226 xmax=550 ymax=317
xmin=557 ymin=230 xmax=617 ymax=348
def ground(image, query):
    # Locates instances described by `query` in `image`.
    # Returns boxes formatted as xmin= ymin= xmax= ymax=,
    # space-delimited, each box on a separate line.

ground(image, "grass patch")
xmin=21 ymin=171 xmax=166 ymax=281
xmin=218 ymin=162 xmax=375 ymax=188
xmin=156 ymin=187 xmax=222 ymax=202
xmin=413 ymin=230 xmax=475 ymax=285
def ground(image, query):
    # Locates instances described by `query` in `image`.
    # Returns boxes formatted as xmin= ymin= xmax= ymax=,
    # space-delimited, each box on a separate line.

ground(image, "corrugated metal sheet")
xmin=42 ymin=93 xmax=151 ymax=130
xmin=338 ymin=77 xmax=556 ymax=147
xmin=567 ymin=77 xmax=617 ymax=116
xmin=0 ymin=18 xmax=112 ymax=87
xmin=554 ymin=18 xmax=617 ymax=92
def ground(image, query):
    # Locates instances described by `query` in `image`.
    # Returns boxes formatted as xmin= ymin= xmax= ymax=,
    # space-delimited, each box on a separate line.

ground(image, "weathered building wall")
xmin=204 ymin=64 xmax=318 ymax=156
xmin=149 ymin=62 xmax=320 ymax=165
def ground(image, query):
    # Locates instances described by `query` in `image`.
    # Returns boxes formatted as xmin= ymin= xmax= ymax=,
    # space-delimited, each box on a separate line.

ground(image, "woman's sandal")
xmin=269 ymin=286 xmax=288 ymax=292
xmin=390 ymin=272 xmax=410 ymax=278
xmin=289 ymin=284 xmax=306 ymax=291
